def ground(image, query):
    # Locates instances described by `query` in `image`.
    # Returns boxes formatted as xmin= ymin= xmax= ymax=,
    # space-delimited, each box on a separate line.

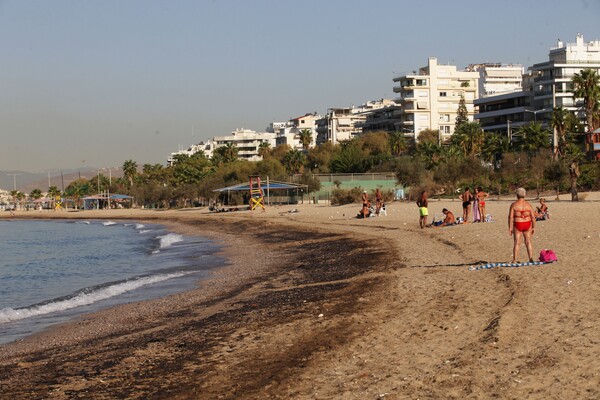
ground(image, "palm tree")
xmin=122 ymin=159 xmax=138 ymax=187
xmin=298 ymin=129 xmax=313 ymax=150
xmin=451 ymin=121 xmax=484 ymax=157
xmin=48 ymin=186 xmax=61 ymax=210
xmin=29 ymin=188 xmax=43 ymax=200
xmin=572 ymin=68 xmax=600 ymax=133
xmin=258 ymin=141 xmax=271 ymax=158
xmin=283 ymin=149 xmax=306 ymax=175
xmin=563 ymin=143 xmax=585 ymax=201
xmin=514 ymin=122 xmax=551 ymax=157
xmin=388 ymin=131 xmax=408 ymax=157
xmin=216 ymin=142 xmax=238 ymax=163
xmin=550 ymin=107 xmax=569 ymax=158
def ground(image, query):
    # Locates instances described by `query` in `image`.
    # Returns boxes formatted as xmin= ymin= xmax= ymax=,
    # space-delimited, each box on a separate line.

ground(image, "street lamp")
xmin=524 ymin=109 xmax=543 ymax=123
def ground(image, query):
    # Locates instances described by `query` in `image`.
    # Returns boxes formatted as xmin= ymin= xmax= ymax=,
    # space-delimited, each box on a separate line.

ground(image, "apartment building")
xmin=528 ymin=33 xmax=600 ymax=125
xmin=468 ymin=63 xmax=524 ymax=97
xmin=393 ymin=57 xmax=479 ymax=143
xmin=275 ymin=113 xmax=321 ymax=150
xmin=213 ymin=128 xmax=276 ymax=161
xmin=167 ymin=141 xmax=215 ymax=166
xmin=315 ymin=99 xmax=396 ymax=145
xmin=476 ymin=34 xmax=600 ymax=146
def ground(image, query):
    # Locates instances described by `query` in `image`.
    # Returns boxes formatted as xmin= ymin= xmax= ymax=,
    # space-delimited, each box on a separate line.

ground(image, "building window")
xmin=439 ymin=92 xmax=447 ymax=97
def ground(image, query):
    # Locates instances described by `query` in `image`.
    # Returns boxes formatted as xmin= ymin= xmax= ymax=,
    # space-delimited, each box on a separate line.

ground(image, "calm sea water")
xmin=0 ymin=219 xmax=225 ymax=344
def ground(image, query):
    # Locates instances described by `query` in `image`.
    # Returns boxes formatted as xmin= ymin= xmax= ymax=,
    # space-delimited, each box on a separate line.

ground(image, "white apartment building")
xmin=213 ymin=128 xmax=276 ymax=161
xmin=315 ymin=99 xmax=396 ymax=145
xmin=275 ymin=113 xmax=321 ymax=150
xmin=393 ymin=57 xmax=479 ymax=143
xmin=468 ymin=63 xmax=524 ymax=97
xmin=528 ymin=33 xmax=600 ymax=124
xmin=167 ymin=141 xmax=215 ymax=166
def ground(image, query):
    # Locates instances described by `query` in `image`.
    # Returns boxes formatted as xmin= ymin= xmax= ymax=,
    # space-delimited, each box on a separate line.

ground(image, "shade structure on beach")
xmin=212 ymin=180 xmax=308 ymax=206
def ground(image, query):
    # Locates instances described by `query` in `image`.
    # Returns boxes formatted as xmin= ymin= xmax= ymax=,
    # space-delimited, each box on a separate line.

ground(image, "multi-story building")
xmin=393 ymin=57 xmax=479 ymax=143
xmin=476 ymin=34 xmax=600 ymax=148
xmin=528 ymin=33 xmax=600 ymax=126
xmin=468 ymin=63 xmax=524 ymax=97
xmin=167 ymin=141 xmax=215 ymax=166
xmin=315 ymin=99 xmax=396 ymax=145
xmin=212 ymin=128 xmax=276 ymax=161
xmin=275 ymin=113 xmax=321 ymax=150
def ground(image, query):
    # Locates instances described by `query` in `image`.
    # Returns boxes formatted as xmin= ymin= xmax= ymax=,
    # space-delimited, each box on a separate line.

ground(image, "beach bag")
xmin=539 ymin=249 xmax=558 ymax=263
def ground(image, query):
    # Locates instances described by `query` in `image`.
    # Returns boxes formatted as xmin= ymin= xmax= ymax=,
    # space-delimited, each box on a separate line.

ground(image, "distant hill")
xmin=0 ymin=168 xmax=117 ymax=193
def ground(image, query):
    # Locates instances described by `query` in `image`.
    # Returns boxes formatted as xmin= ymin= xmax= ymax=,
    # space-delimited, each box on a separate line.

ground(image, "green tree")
xmin=29 ymin=188 xmax=43 ymax=200
xmin=513 ymin=122 xmax=551 ymax=157
xmin=283 ymin=149 xmax=306 ymax=175
xmin=572 ymin=68 xmax=600 ymax=132
xmin=298 ymin=129 xmax=313 ymax=150
xmin=550 ymin=107 xmax=569 ymax=158
xmin=122 ymin=159 xmax=138 ymax=187
xmin=214 ymin=142 xmax=239 ymax=164
xmin=388 ymin=131 xmax=408 ymax=157
xmin=258 ymin=141 xmax=271 ymax=158
xmin=563 ymin=142 xmax=585 ymax=201
xmin=455 ymin=94 xmax=469 ymax=129
xmin=329 ymin=144 xmax=365 ymax=173
xmin=451 ymin=121 xmax=484 ymax=157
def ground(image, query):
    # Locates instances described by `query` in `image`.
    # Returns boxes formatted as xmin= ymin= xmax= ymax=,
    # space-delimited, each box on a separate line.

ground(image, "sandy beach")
xmin=1 ymin=193 xmax=600 ymax=399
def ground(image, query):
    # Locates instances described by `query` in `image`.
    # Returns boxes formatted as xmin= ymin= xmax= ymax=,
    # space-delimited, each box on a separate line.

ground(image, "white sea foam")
xmin=103 ymin=221 xmax=116 ymax=226
xmin=139 ymin=229 xmax=152 ymax=234
xmin=135 ymin=223 xmax=145 ymax=230
xmin=157 ymin=233 xmax=184 ymax=249
xmin=0 ymin=272 xmax=188 ymax=324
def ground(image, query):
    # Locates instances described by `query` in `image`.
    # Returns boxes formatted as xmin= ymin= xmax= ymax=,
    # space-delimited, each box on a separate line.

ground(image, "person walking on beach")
xmin=508 ymin=187 xmax=535 ymax=263
xmin=375 ymin=188 xmax=383 ymax=216
xmin=459 ymin=187 xmax=473 ymax=223
xmin=476 ymin=186 xmax=489 ymax=222
xmin=416 ymin=191 xmax=428 ymax=229
xmin=361 ymin=190 xmax=370 ymax=218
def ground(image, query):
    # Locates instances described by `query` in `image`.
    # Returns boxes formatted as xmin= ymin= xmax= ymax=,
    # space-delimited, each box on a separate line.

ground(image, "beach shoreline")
xmin=2 ymin=195 xmax=600 ymax=399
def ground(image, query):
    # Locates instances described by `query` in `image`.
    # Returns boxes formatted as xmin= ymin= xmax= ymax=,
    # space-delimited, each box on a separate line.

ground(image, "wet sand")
xmin=1 ymin=193 xmax=600 ymax=399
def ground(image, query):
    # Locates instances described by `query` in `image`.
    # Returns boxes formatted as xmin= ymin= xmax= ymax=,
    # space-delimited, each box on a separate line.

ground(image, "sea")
xmin=0 ymin=219 xmax=226 ymax=345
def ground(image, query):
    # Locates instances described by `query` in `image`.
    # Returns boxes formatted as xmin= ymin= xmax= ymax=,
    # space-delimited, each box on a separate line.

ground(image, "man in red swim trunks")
xmin=508 ymin=187 xmax=536 ymax=263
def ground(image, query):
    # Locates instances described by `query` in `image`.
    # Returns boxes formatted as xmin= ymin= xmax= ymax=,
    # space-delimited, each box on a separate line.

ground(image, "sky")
xmin=1 ymin=0 xmax=599 ymax=173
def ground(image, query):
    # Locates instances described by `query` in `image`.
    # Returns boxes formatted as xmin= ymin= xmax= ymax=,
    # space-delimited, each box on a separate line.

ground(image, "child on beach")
xmin=416 ymin=191 xmax=428 ymax=229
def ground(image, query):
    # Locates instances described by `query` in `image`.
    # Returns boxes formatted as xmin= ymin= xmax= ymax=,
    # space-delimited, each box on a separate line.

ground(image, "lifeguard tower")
xmin=249 ymin=175 xmax=266 ymax=210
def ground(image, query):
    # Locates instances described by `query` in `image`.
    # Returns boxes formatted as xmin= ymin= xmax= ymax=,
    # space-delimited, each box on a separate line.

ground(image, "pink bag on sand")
xmin=539 ymin=249 xmax=558 ymax=263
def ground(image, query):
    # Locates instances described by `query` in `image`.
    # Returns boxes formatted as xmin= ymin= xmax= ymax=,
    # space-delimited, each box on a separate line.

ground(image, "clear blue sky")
xmin=1 ymin=0 xmax=598 ymax=172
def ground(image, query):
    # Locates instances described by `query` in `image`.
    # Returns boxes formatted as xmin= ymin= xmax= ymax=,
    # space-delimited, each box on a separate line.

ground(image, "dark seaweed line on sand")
xmin=0 ymin=217 xmax=394 ymax=399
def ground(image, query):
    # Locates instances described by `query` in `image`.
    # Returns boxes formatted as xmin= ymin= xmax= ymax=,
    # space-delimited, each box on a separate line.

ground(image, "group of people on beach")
xmin=416 ymin=187 xmax=490 ymax=229
xmin=359 ymin=188 xmax=385 ymax=218
xmin=417 ymin=187 xmax=548 ymax=263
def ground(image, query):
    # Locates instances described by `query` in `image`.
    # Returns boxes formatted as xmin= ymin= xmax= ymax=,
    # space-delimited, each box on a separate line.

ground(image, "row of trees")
xmin=10 ymin=70 xmax=600 ymax=209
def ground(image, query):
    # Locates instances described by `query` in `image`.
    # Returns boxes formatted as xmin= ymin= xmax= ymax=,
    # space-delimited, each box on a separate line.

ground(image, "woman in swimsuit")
xmin=459 ymin=187 xmax=473 ymax=223
xmin=476 ymin=186 xmax=489 ymax=222
xmin=508 ymin=187 xmax=536 ymax=263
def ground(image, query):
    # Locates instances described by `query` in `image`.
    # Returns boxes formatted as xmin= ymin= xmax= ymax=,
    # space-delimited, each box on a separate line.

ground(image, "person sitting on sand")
xmin=535 ymin=198 xmax=549 ymax=221
xmin=432 ymin=208 xmax=456 ymax=227
xmin=508 ymin=187 xmax=536 ymax=263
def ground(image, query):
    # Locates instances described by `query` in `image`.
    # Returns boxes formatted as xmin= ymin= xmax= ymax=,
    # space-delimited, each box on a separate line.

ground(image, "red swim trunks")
xmin=514 ymin=221 xmax=532 ymax=232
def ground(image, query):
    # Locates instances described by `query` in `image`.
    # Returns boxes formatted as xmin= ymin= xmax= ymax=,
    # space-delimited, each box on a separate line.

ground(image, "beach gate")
xmin=249 ymin=175 xmax=266 ymax=211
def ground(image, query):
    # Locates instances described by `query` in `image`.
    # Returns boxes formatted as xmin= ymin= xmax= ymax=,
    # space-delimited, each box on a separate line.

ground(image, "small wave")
xmin=156 ymin=233 xmax=184 ymax=249
xmin=139 ymin=229 xmax=153 ymax=234
xmin=77 ymin=221 xmax=91 ymax=225
xmin=0 ymin=273 xmax=188 ymax=324
xmin=135 ymin=223 xmax=145 ymax=230
xmin=103 ymin=221 xmax=116 ymax=226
